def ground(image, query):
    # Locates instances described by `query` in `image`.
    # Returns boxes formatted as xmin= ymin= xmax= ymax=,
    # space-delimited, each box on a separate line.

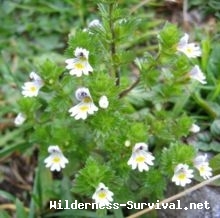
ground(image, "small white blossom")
xmin=21 ymin=72 xmax=43 ymax=97
xmin=83 ymin=19 xmax=103 ymax=33
xmin=127 ymin=142 xmax=155 ymax=172
xmin=92 ymin=183 xmax=114 ymax=207
xmin=44 ymin=145 xmax=69 ymax=172
xmin=65 ymin=47 xmax=93 ymax=77
xmin=125 ymin=140 xmax=131 ymax=147
xmin=29 ymin=71 xmax=42 ymax=81
xmin=69 ymin=94 xmax=98 ymax=120
xmin=194 ymin=154 xmax=212 ymax=180
xmin=189 ymin=65 xmax=206 ymax=84
xmin=69 ymin=88 xmax=98 ymax=120
xmin=14 ymin=113 xmax=26 ymax=126
xmin=88 ymin=19 xmax=102 ymax=29
xmin=190 ymin=123 xmax=200 ymax=133
xmin=99 ymin=95 xmax=109 ymax=109
xmin=172 ymin=163 xmax=194 ymax=187
xmin=177 ymin=33 xmax=201 ymax=58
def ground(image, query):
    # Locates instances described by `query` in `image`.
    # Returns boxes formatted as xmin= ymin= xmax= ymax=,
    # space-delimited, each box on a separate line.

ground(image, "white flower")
xmin=194 ymin=154 xmax=212 ymax=180
xmin=127 ymin=142 xmax=155 ymax=172
xmin=92 ymin=183 xmax=114 ymax=207
xmin=44 ymin=145 xmax=69 ymax=172
xmin=29 ymin=71 xmax=42 ymax=81
xmin=188 ymin=65 xmax=206 ymax=84
xmin=69 ymin=96 xmax=98 ymax=120
xmin=99 ymin=95 xmax=109 ymax=109
xmin=65 ymin=47 xmax=93 ymax=77
xmin=172 ymin=163 xmax=194 ymax=187
xmin=190 ymin=123 xmax=200 ymax=133
xmin=177 ymin=33 xmax=201 ymax=58
xmin=21 ymin=72 xmax=43 ymax=97
xmin=88 ymin=19 xmax=102 ymax=29
xmin=69 ymin=88 xmax=98 ymax=120
xmin=14 ymin=113 xmax=26 ymax=126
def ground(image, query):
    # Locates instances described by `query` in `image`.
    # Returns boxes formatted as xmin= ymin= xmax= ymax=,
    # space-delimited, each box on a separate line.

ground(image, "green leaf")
xmin=210 ymin=154 xmax=220 ymax=172
xmin=210 ymin=140 xmax=220 ymax=152
xmin=142 ymin=169 xmax=166 ymax=201
xmin=17 ymin=98 xmax=41 ymax=115
xmin=0 ymin=210 xmax=11 ymax=218
xmin=39 ymin=59 xmax=63 ymax=81
xmin=207 ymin=44 xmax=220 ymax=81
xmin=0 ymin=128 xmax=24 ymax=147
xmin=201 ymin=38 xmax=211 ymax=70
xmin=193 ymin=141 xmax=211 ymax=151
xmin=210 ymin=119 xmax=220 ymax=138
xmin=0 ymin=190 xmax=16 ymax=202
xmin=158 ymin=22 xmax=181 ymax=54
xmin=15 ymin=198 xmax=28 ymax=218
xmin=72 ymin=157 xmax=115 ymax=196
xmin=0 ymin=140 xmax=27 ymax=159
xmin=196 ymin=132 xmax=212 ymax=143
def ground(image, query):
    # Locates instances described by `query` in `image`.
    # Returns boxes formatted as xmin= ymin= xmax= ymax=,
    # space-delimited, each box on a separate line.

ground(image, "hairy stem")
xmin=109 ymin=3 xmax=120 ymax=86
xmin=118 ymin=53 xmax=160 ymax=98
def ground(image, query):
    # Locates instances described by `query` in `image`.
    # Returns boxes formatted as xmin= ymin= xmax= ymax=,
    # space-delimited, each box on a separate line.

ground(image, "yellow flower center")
xmin=30 ymin=86 xmax=37 ymax=92
xmin=135 ymin=156 xmax=145 ymax=163
xmin=177 ymin=173 xmax=186 ymax=180
xmin=52 ymin=156 xmax=61 ymax=163
xmin=79 ymin=105 xmax=89 ymax=112
xmin=98 ymin=191 xmax=107 ymax=199
xmin=186 ymin=47 xmax=192 ymax=54
xmin=199 ymin=166 xmax=205 ymax=174
xmin=75 ymin=62 xmax=84 ymax=70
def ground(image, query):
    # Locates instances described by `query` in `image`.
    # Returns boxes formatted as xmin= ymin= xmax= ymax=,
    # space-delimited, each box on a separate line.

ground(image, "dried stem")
xmin=183 ymin=0 xmax=189 ymax=30
xmin=118 ymin=76 xmax=140 ymax=98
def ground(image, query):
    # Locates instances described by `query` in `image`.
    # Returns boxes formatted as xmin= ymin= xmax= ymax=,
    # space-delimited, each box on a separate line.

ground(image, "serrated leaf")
xmin=142 ymin=169 xmax=166 ymax=201
xmin=72 ymin=157 xmax=115 ymax=196
xmin=39 ymin=59 xmax=63 ymax=81
xmin=158 ymin=22 xmax=181 ymax=54
xmin=161 ymin=143 xmax=196 ymax=177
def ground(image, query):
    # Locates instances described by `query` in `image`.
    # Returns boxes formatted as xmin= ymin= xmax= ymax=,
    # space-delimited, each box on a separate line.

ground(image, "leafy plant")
xmin=1 ymin=0 xmax=220 ymax=217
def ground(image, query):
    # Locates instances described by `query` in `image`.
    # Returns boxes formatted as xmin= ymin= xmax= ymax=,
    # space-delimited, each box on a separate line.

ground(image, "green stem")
xmin=109 ymin=3 xmax=120 ymax=86
xmin=210 ymin=80 xmax=220 ymax=101
xmin=192 ymin=93 xmax=217 ymax=119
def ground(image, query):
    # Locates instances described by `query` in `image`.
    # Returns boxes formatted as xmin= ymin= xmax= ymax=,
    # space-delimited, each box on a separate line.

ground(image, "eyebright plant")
xmin=13 ymin=1 xmax=218 ymax=217
xmin=44 ymin=145 xmax=69 ymax=172
xmin=92 ymin=183 xmax=114 ymax=207
xmin=21 ymin=72 xmax=44 ymax=97
xmin=171 ymin=164 xmax=194 ymax=187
